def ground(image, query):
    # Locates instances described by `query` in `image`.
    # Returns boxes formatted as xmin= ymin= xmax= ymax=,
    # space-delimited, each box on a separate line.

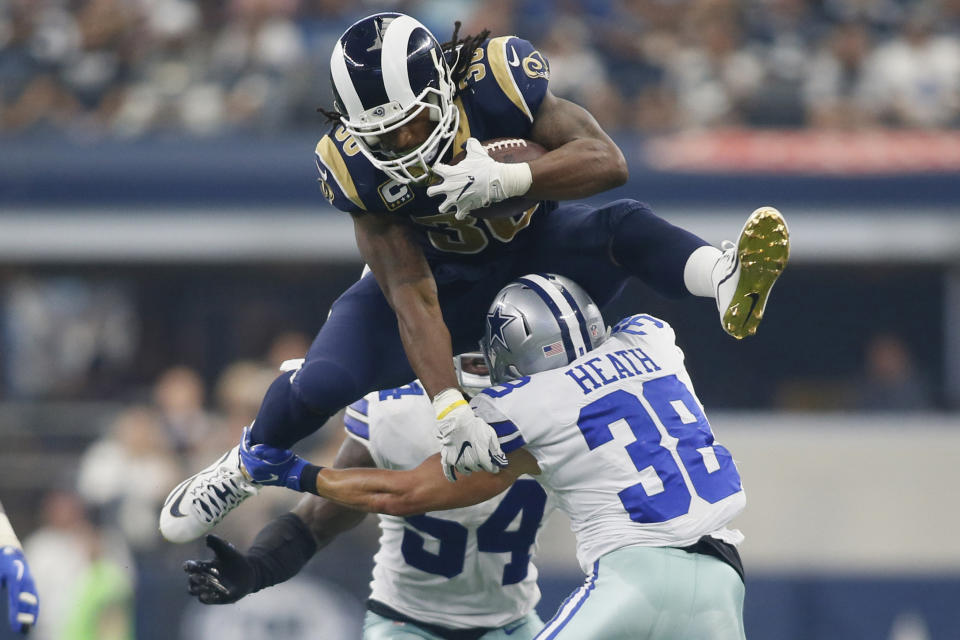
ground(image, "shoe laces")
xmin=191 ymin=465 xmax=253 ymax=526
xmin=714 ymin=240 xmax=738 ymax=278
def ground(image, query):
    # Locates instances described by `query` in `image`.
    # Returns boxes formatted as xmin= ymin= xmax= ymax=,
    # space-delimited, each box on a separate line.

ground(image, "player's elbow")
xmin=605 ymin=145 xmax=629 ymax=188
xmin=586 ymin=139 xmax=628 ymax=190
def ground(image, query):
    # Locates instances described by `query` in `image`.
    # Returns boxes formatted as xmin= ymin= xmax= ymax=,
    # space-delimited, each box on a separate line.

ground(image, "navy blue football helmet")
xmin=330 ymin=13 xmax=459 ymax=184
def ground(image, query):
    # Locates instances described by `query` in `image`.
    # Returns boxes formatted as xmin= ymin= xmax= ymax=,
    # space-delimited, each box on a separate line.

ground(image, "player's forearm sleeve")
xmin=246 ymin=514 xmax=318 ymax=591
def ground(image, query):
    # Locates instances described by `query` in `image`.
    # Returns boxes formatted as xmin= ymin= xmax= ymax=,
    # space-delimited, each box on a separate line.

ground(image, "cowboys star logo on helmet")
xmin=330 ymin=13 xmax=459 ymax=184
xmin=481 ymin=274 xmax=606 ymax=384
xmin=486 ymin=306 xmax=518 ymax=350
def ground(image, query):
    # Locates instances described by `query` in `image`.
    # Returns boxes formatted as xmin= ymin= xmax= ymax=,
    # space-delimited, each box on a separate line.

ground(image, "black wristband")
xmin=299 ymin=464 xmax=324 ymax=496
xmin=246 ymin=513 xmax=318 ymax=592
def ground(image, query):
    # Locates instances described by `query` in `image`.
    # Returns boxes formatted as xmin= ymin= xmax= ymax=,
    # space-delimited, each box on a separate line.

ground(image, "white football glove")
xmin=426 ymin=138 xmax=532 ymax=220
xmin=433 ymin=388 xmax=508 ymax=482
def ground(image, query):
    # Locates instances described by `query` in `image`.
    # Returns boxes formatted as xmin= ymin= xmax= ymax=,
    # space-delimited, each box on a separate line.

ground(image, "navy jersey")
xmin=314 ymin=36 xmax=553 ymax=264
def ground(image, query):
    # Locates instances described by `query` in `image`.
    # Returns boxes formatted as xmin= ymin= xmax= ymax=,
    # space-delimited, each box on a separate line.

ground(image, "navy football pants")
xmin=252 ymin=199 xmax=707 ymax=447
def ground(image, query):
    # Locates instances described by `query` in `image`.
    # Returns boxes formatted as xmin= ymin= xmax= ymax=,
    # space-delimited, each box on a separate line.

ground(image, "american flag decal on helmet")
xmin=542 ymin=340 xmax=564 ymax=357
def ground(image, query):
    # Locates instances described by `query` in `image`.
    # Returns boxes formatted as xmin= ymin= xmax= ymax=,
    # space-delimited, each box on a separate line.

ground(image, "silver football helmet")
xmin=480 ymin=274 xmax=606 ymax=384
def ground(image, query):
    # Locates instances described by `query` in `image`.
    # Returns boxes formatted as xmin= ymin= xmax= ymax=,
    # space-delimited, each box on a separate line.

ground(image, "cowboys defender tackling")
xmin=239 ymin=274 xmax=750 ymax=640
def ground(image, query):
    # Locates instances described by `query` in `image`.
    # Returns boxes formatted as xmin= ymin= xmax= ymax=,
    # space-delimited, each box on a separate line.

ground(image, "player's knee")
xmin=289 ymin=357 xmax=362 ymax=415
xmin=593 ymin=199 xmax=655 ymax=240
xmin=604 ymin=199 xmax=660 ymax=253
xmin=611 ymin=198 xmax=654 ymax=223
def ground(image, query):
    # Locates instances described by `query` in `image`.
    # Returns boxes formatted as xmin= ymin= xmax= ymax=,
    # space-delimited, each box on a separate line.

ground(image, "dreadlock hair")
xmin=441 ymin=21 xmax=491 ymax=97
xmin=317 ymin=20 xmax=491 ymax=124
xmin=317 ymin=105 xmax=341 ymax=123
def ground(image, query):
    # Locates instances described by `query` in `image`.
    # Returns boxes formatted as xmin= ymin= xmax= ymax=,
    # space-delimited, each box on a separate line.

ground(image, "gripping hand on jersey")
xmin=426 ymin=138 xmax=532 ymax=220
xmin=0 ymin=547 xmax=38 ymax=634
xmin=433 ymin=389 xmax=508 ymax=482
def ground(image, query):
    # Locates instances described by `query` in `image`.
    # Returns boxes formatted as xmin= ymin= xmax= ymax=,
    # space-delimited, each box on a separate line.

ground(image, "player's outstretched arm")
xmin=525 ymin=90 xmax=628 ymax=201
xmin=183 ymin=437 xmax=373 ymax=605
xmin=353 ymin=212 xmax=507 ymax=478
xmin=309 ymin=449 xmax=539 ymax=517
xmin=0 ymin=500 xmax=38 ymax=634
xmin=353 ymin=212 xmax=460 ymax=399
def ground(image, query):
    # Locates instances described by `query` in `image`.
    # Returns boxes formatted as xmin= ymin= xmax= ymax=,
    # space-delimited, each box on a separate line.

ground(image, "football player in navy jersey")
xmin=160 ymin=13 xmax=789 ymax=545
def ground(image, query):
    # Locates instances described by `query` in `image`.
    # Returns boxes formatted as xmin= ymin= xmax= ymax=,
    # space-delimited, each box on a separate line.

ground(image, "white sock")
xmin=683 ymin=245 xmax=723 ymax=298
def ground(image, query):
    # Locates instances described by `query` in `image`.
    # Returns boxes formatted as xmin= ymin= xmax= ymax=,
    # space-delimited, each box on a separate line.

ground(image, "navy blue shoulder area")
xmin=314 ymin=126 xmax=379 ymax=213
xmin=456 ymin=36 xmax=550 ymax=135
xmin=314 ymin=126 xmax=442 ymax=216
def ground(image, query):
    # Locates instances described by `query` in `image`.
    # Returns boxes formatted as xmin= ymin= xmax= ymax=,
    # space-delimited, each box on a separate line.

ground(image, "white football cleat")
xmin=713 ymin=206 xmax=790 ymax=339
xmin=159 ymin=445 xmax=259 ymax=543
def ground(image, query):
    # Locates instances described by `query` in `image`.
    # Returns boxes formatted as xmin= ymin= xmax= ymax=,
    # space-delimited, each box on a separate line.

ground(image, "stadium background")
xmin=1 ymin=0 xmax=959 ymax=638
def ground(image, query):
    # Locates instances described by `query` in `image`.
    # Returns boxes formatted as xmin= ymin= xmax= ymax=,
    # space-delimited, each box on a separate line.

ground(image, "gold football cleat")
xmin=715 ymin=206 xmax=790 ymax=339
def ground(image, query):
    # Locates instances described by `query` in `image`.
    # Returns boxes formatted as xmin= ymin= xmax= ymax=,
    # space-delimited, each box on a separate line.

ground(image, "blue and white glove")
xmin=426 ymin=138 xmax=532 ymax=220
xmin=238 ymin=426 xmax=310 ymax=492
xmin=0 ymin=544 xmax=38 ymax=634
xmin=433 ymin=389 xmax=508 ymax=482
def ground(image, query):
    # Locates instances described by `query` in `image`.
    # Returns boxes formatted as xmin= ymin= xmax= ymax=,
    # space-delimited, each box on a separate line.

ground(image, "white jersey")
xmin=343 ymin=382 xmax=555 ymax=630
xmin=472 ymin=314 xmax=746 ymax=574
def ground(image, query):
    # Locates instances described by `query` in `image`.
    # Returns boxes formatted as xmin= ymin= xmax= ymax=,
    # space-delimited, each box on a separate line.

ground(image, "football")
xmin=450 ymin=138 xmax=546 ymax=219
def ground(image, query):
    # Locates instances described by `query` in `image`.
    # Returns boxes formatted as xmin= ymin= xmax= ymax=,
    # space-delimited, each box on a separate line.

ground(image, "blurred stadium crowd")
xmin=3 ymin=0 xmax=960 ymax=139
xmin=1 ymin=2 xmax=956 ymax=638
xmin=4 ymin=327 xmax=354 ymax=640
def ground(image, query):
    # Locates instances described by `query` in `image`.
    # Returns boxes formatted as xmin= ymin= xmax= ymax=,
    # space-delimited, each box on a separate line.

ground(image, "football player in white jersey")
xmin=184 ymin=354 xmax=551 ymax=640
xmin=240 ymin=273 xmax=748 ymax=639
